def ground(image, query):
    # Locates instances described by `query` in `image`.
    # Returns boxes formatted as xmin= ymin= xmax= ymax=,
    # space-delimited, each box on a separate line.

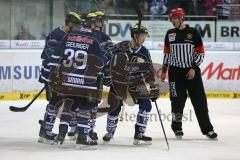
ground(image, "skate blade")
xmin=175 ymin=135 xmax=183 ymax=140
xmin=133 ymin=139 xmax=152 ymax=145
xmin=68 ymin=135 xmax=77 ymax=141
xmin=38 ymin=137 xmax=54 ymax=145
xmin=102 ymin=136 xmax=114 ymax=144
xmin=206 ymin=136 xmax=218 ymax=140
xmin=102 ymin=139 xmax=112 ymax=144
xmin=76 ymin=144 xmax=97 ymax=150
xmin=53 ymin=140 xmax=65 ymax=147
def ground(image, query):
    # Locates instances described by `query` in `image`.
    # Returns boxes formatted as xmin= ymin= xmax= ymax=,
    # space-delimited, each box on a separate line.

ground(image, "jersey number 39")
xmin=63 ymin=48 xmax=87 ymax=69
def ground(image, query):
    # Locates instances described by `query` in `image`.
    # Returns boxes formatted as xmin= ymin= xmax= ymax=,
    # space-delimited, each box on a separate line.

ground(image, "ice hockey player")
xmin=87 ymin=10 xmax=113 ymax=141
xmin=93 ymin=10 xmax=113 ymax=83
xmin=94 ymin=11 xmax=111 ymax=43
xmin=102 ymin=23 xmax=160 ymax=145
xmin=67 ymin=10 xmax=113 ymax=141
xmin=38 ymin=11 xmax=81 ymax=144
xmin=50 ymin=12 xmax=106 ymax=150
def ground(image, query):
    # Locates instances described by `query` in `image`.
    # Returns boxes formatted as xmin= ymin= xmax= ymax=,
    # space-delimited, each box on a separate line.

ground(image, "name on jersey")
xmin=168 ymin=33 xmax=176 ymax=42
xmin=124 ymin=65 xmax=139 ymax=72
xmin=65 ymin=76 xmax=84 ymax=85
xmin=67 ymin=36 xmax=94 ymax=44
xmin=66 ymin=42 xmax=89 ymax=50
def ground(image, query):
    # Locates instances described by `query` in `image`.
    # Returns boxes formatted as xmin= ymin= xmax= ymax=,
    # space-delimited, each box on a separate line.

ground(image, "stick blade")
xmin=9 ymin=106 xmax=27 ymax=112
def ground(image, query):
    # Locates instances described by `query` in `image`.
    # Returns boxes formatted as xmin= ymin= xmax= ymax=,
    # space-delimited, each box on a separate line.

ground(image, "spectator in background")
xmin=0 ymin=28 xmax=8 ymax=39
xmin=101 ymin=0 xmax=115 ymax=14
xmin=150 ymin=0 xmax=167 ymax=18
xmin=15 ymin=23 xmax=36 ymax=40
xmin=167 ymin=0 xmax=196 ymax=15
xmin=229 ymin=0 xmax=240 ymax=19
xmin=115 ymin=0 xmax=136 ymax=14
xmin=205 ymin=0 xmax=218 ymax=16
xmin=196 ymin=0 xmax=218 ymax=16
xmin=217 ymin=0 xmax=233 ymax=19
xmin=195 ymin=0 xmax=206 ymax=15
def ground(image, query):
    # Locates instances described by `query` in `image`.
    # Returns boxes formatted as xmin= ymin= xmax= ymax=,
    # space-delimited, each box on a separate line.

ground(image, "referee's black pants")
xmin=168 ymin=66 xmax=214 ymax=134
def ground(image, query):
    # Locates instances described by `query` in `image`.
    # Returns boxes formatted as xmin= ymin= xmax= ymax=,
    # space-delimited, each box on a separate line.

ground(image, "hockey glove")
xmin=150 ymin=84 xmax=160 ymax=102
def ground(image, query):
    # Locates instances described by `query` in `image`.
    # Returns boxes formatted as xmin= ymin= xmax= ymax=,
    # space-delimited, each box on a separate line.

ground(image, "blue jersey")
xmin=113 ymin=40 xmax=154 ymax=81
xmin=110 ymin=41 xmax=155 ymax=99
xmin=94 ymin=30 xmax=112 ymax=65
xmin=49 ymin=28 xmax=105 ymax=92
xmin=113 ymin=41 xmax=153 ymax=63
xmin=94 ymin=30 xmax=111 ymax=43
xmin=39 ymin=27 xmax=67 ymax=83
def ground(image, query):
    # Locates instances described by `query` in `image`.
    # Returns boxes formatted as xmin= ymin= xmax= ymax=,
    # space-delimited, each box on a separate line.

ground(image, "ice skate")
xmin=76 ymin=134 xmax=98 ymax=150
xmin=205 ymin=131 xmax=218 ymax=140
xmin=54 ymin=133 xmax=66 ymax=146
xmin=67 ymin=126 xmax=77 ymax=141
xmin=174 ymin=130 xmax=184 ymax=140
xmin=102 ymin=132 xmax=114 ymax=142
xmin=133 ymin=133 xmax=152 ymax=145
xmin=38 ymin=127 xmax=55 ymax=145
xmin=89 ymin=130 xmax=98 ymax=141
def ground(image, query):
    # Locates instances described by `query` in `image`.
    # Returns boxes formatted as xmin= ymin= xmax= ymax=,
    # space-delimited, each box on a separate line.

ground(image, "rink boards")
xmin=0 ymin=49 xmax=239 ymax=100
xmin=0 ymin=91 xmax=239 ymax=101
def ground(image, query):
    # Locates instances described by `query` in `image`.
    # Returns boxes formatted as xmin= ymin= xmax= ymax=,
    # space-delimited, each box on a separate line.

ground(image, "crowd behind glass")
xmin=0 ymin=0 xmax=239 ymax=40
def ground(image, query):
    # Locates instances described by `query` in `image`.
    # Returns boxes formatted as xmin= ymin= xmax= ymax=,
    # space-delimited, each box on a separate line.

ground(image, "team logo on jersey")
xmin=67 ymin=35 xmax=94 ymax=44
xmin=187 ymin=33 xmax=193 ymax=40
xmin=168 ymin=33 xmax=176 ymax=42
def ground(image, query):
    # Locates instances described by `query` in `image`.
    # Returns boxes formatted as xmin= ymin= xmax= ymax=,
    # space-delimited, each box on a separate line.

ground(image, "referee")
xmin=161 ymin=8 xmax=217 ymax=139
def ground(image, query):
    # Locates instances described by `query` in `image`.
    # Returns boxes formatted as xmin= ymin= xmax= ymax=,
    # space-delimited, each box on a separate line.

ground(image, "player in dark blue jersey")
xmin=80 ymin=11 xmax=113 ymax=141
xmin=50 ymin=12 xmax=106 ymax=150
xmin=66 ymin=11 xmax=113 ymax=141
xmin=38 ymin=12 xmax=81 ymax=145
xmin=39 ymin=12 xmax=82 ymax=85
xmin=94 ymin=11 xmax=111 ymax=43
xmin=102 ymin=24 xmax=160 ymax=145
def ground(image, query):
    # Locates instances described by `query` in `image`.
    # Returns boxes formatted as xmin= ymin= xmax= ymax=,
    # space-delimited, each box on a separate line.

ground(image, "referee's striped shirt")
xmin=163 ymin=25 xmax=205 ymax=68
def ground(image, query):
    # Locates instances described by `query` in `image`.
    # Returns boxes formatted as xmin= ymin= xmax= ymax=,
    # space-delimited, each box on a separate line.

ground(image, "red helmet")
xmin=169 ymin=8 xmax=185 ymax=18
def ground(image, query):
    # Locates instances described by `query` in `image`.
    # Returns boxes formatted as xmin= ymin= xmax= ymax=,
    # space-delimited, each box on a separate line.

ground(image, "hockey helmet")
xmin=130 ymin=23 xmax=149 ymax=38
xmin=169 ymin=8 xmax=185 ymax=19
xmin=84 ymin=12 xmax=97 ymax=22
xmin=94 ymin=11 xmax=106 ymax=20
xmin=81 ymin=12 xmax=97 ymax=28
xmin=65 ymin=11 xmax=81 ymax=24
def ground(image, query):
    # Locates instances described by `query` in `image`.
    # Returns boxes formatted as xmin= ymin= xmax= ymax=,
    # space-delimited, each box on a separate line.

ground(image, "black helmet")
xmin=65 ymin=11 xmax=81 ymax=25
xmin=130 ymin=23 xmax=149 ymax=38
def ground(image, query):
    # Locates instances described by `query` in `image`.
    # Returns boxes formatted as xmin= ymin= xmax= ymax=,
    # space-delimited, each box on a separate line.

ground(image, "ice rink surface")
xmin=0 ymin=99 xmax=240 ymax=160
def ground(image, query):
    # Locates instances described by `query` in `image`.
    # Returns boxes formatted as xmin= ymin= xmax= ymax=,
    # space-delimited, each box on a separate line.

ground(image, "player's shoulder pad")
xmin=69 ymin=30 xmax=100 ymax=44
xmin=101 ymin=31 xmax=111 ymax=40
xmin=112 ymin=40 xmax=130 ymax=54
xmin=115 ymin=40 xmax=130 ymax=49
xmin=140 ymin=45 xmax=149 ymax=52
xmin=117 ymin=40 xmax=130 ymax=45
xmin=52 ymin=27 xmax=66 ymax=35
xmin=49 ymin=27 xmax=67 ymax=41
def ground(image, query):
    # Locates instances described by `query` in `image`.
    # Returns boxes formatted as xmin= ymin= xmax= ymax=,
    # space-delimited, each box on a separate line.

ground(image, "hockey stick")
xmin=119 ymin=105 xmax=125 ymax=121
xmin=154 ymin=101 xmax=169 ymax=151
xmin=130 ymin=0 xmax=143 ymax=28
xmin=9 ymin=87 xmax=45 ymax=112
